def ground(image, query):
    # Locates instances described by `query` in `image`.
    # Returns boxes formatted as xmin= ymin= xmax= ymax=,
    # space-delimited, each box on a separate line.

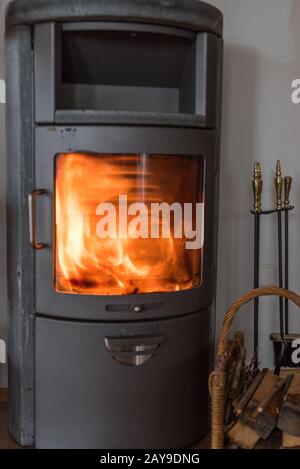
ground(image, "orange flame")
xmin=55 ymin=153 xmax=202 ymax=295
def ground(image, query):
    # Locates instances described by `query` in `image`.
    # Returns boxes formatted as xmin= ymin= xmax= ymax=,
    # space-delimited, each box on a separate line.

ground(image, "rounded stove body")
xmin=6 ymin=0 xmax=223 ymax=448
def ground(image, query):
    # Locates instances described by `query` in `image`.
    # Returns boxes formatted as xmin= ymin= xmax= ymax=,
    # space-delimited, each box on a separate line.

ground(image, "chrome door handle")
xmin=105 ymin=335 xmax=165 ymax=366
xmin=28 ymin=189 xmax=46 ymax=250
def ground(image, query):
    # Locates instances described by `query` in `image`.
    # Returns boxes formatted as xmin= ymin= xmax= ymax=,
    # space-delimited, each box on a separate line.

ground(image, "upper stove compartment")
xmin=7 ymin=0 xmax=223 ymax=128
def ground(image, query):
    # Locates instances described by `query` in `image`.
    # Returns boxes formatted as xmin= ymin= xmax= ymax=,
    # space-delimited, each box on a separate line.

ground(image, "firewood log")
xmin=282 ymin=433 xmax=300 ymax=449
xmin=239 ymin=372 xmax=292 ymax=439
xmin=227 ymin=421 xmax=260 ymax=449
xmin=233 ymin=370 xmax=267 ymax=417
xmin=224 ymin=332 xmax=247 ymax=424
xmin=278 ymin=372 xmax=300 ymax=437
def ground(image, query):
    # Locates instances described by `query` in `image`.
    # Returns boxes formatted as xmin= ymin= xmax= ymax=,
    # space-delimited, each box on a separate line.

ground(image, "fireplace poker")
xmin=252 ymin=162 xmax=263 ymax=366
xmin=275 ymin=161 xmax=284 ymax=332
xmin=274 ymin=161 xmax=285 ymax=374
xmin=284 ymin=176 xmax=292 ymax=335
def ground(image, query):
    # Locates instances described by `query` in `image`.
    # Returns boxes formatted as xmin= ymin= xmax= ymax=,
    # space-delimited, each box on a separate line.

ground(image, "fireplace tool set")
xmin=252 ymin=161 xmax=296 ymax=373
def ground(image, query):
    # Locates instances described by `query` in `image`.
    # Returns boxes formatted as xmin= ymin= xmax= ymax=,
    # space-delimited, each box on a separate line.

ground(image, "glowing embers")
xmin=55 ymin=153 xmax=204 ymax=295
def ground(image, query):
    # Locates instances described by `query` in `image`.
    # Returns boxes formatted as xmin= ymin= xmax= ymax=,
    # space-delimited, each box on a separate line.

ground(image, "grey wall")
xmin=0 ymin=0 xmax=9 ymax=388
xmin=0 ymin=0 xmax=300 ymax=387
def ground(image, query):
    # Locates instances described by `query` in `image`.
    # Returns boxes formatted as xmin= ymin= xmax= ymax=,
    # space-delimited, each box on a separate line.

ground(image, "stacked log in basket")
xmin=209 ymin=286 xmax=300 ymax=450
xmin=226 ymin=365 xmax=300 ymax=449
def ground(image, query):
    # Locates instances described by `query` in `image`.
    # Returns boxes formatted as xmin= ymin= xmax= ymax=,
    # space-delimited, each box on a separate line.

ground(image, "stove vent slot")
xmin=105 ymin=303 xmax=164 ymax=313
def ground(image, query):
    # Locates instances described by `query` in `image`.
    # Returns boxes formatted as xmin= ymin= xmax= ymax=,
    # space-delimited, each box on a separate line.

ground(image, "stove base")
xmin=35 ymin=310 xmax=210 ymax=449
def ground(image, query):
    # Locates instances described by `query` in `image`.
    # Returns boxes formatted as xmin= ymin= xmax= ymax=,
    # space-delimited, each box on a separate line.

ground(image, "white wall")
xmin=206 ymin=0 xmax=300 ymax=366
xmin=0 ymin=1 xmax=300 ymax=387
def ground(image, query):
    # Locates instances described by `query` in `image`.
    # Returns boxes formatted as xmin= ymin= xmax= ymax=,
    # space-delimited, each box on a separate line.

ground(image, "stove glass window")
xmin=54 ymin=153 xmax=204 ymax=295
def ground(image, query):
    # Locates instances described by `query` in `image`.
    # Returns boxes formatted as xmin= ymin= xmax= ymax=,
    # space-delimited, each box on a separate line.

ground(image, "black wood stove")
xmin=5 ymin=0 xmax=223 ymax=449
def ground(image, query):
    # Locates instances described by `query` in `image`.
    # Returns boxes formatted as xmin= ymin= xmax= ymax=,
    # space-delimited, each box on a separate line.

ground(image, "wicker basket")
xmin=208 ymin=286 xmax=300 ymax=449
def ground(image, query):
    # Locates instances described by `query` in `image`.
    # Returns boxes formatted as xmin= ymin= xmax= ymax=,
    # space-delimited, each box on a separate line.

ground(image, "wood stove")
xmin=5 ymin=0 xmax=223 ymax=449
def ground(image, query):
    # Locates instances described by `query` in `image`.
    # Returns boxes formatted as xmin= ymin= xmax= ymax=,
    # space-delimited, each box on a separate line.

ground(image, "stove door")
xmin=34 ymin=126 xmax=217 ymax=321
xmin=35 ymin=310 xmax=209 ymax=449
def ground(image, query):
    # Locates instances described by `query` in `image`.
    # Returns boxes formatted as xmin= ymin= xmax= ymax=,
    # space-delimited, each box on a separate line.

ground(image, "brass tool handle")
xmin=28 ymin=189 xmax=46 ymax=250
xmin=284 ymin=176 xmax=292 ymax=208
xmin=252 ymin=162 xmax=263 ymax=213
xmin=275 ymin=160 xmax=283 ymax=210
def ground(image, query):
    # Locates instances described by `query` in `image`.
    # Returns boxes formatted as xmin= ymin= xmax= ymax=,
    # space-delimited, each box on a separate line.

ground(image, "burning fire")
xmin=55 ymin=153 xmax=202 ymax=295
